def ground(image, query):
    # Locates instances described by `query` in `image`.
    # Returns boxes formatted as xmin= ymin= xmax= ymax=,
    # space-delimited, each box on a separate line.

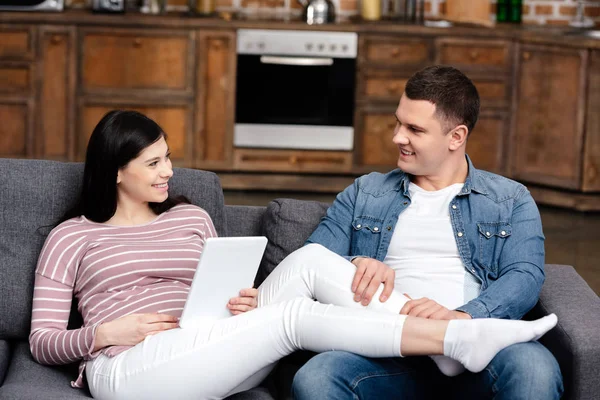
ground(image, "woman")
xmin=30 ymin=110 xmax=557 ymax=400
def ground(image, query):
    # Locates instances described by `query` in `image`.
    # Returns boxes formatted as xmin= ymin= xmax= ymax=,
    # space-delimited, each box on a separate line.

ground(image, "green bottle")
xmin=509 ymin=0 xmax=522 ymax=23
xmin=497 ymin=0 xmax=508 ymax=22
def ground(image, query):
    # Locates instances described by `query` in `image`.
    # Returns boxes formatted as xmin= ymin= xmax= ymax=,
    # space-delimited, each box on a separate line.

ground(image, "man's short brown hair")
xmin=404 ymin=65 xmax=480 ymax=136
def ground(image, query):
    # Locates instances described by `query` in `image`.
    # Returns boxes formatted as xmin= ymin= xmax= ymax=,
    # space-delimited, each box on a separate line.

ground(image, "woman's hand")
xmin=94 ymin=313 xmax=179 ymax=351
xmin=227 ymin=288 xmax=258 ymax=315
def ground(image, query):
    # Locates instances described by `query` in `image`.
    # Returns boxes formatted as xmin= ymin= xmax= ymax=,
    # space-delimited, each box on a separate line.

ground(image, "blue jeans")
xmin=292 ymin=342 xmax=563 ymax=400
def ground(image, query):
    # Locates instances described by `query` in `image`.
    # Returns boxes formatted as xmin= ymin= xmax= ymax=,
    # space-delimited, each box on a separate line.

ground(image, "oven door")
xmin=0 ymin=0 xmax=64 ymax=11
xmin=235 ymin=54 xmax=356 ymax=150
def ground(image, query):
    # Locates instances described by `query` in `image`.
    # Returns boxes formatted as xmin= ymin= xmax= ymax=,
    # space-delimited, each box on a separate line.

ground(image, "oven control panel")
xmin=237 ymin=29 xmax=357 ymax=59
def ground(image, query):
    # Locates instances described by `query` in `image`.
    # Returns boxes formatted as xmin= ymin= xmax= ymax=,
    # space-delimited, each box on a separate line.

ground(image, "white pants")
xmin=87 ymin=244 xmax=409 ymax=400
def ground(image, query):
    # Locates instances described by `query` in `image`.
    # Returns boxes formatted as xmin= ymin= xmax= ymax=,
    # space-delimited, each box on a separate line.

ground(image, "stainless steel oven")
xmin=235 ymin=29 xmax=357 ymax=151
xmin=0 ymin=0 xmax=64 ymax=11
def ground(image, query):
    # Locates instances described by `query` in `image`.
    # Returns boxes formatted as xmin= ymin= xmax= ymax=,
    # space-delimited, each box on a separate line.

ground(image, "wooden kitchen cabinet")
xmin=194 ymin=30 xmax=236 ymax=170
xmin=583 ymin=50 xmax=600 ymax=192
xmin=510 ymin=44 xmax=588 ymax=190
xmin=36 ymin=27 xmax=75 ymax=160
xmin=78 ymin=104 xmax=192 ymax=166
xmin=80 ymin=28 xmax=194 ymax=95
xmin=0 ymin=25 xmax=36 ymax=158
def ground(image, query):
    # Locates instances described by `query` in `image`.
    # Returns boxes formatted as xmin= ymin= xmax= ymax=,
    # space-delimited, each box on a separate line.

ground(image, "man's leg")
xmin=450 ymin=342 xmax=563 ymax=400
xmin=292 ymin=351 xmax=449 ymax=400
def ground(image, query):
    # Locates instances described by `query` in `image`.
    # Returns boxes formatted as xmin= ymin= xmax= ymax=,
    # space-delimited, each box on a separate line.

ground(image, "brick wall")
xmin=67 ymin=0 xmax=600 ymax=26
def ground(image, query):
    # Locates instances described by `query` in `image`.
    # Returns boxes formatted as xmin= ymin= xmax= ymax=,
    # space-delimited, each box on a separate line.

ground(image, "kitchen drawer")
xmin=234 ymin=149 xmax=353 ymax=172
xmin=363 ymin=38 xmax=431 ymax=66
xmin=359 ymin=113 xmax=398 ymax=166
xmin=81 ymin=30 xmax=192 ymax=93
xmin=364 ymin=77 xmax=408 ymax=100
xmin=363 ymin=76 xmax=507 ymax=107
xmin=0 ymin=64 xmax=32 ymax=94
xmin=0 ymin=28 xmax=34 ymax=60
xmin=80 ymin=104 xmax=191 ymax=163
xmin=436 ymin=39 xmax=511 ymax=69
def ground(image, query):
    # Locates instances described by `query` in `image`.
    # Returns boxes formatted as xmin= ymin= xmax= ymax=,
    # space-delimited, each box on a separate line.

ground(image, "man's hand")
xmin=400 ymin=296 xmax=472 ymax=320
xmin=351 ymin=257 xmax=395 ymax=306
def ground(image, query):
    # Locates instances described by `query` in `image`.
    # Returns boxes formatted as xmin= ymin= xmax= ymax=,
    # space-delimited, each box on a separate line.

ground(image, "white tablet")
xmin=179 ymin=236 xmax=268 ymax=328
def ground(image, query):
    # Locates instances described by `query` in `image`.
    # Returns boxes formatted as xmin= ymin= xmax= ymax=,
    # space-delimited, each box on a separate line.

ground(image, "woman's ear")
xmin=117 ymin=171 xmax=122 ymax=185
xmin=449 ymin=125 xmax=469 ymax=151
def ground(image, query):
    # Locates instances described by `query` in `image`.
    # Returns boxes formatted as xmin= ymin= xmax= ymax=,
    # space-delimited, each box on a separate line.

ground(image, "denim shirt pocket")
xmin=351 ymin=216 xmax=384 ymax=258
xmin=477 ymin=222 xmax=512 ymax=276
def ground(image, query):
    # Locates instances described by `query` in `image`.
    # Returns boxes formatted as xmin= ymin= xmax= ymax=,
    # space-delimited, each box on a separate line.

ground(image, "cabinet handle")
xmin=133 ymin=38 xmax=142 ymax=47
xmin=50 ymin=34 xmax=62 ymax=45
xmin=522 ymin=51 xmax=531 ymax=61
xmin=469 ymin=50 xmax=479 ymax=60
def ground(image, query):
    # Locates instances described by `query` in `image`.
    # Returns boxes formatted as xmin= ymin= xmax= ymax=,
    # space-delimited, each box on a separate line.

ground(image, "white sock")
xmin=429 ymin=355 xmax=465 ymax=376
xmin=443 ymin=314 xmax=558 ymax=373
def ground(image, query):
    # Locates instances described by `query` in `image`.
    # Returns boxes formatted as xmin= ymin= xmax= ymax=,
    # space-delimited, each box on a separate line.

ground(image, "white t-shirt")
xmin=383 ymin=182 xmax=481 ymax=310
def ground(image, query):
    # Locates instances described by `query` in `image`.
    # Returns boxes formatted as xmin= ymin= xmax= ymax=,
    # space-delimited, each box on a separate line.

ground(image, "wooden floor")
xmin=224 ymin=190 xmax=600 ymax=296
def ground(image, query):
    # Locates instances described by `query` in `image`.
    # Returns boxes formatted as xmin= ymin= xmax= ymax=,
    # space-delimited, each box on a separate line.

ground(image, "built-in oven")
xmin=0 ymin=0 xmax=64 ymax=11
xmin=235 ymin=29 xmax=357 ymax=151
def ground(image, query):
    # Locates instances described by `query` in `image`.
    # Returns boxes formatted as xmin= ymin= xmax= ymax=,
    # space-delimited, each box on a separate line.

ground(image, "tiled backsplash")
xmin=68 ymin=0 xmax=600 ymax=25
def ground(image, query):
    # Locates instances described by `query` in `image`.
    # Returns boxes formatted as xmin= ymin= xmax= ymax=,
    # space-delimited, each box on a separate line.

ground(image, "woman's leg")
xmin=86 ymin=298 xmax=406 ymax=400
xmin=87 ymin=298 xmax=557 ymax=400
xmin=257 ymin=243 xmax=408 ymax=312
xmin=258 ymin=244 xmax=464 ymax=376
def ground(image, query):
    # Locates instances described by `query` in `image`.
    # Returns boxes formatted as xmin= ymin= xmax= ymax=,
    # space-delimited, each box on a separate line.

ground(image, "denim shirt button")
xmin=457 ymin=232 xmax=463 ymax=237
xmin=356 ymin=224 xmax=362 ymax=229
xmin=386 ymin=226 xmax=392 ymax=231
xmin=501 ymin=230 xmax=506 ymax=236
xmin=451 ymin=204 xmax=457 ymax=209
xmin=403 ymin=201 xmax=408 ymax=206
xmin=373 ymin=227 xmax=379 ymax=232
xmin=486 ymin=231 xmax=491 ymax=237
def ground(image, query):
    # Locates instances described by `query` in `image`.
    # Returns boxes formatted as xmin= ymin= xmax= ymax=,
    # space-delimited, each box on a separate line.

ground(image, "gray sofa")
xmin=0 ymin=158 xmax=599 ymax=400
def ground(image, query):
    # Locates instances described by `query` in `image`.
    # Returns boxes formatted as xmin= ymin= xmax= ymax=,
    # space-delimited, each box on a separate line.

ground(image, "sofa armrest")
xmin=0 ymin=340 xmax=10 ymax=386
xmin=526 ymin=264 xmax=600 ymax=400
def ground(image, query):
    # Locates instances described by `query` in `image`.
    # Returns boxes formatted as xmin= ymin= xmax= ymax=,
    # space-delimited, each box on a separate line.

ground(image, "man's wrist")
xmin=453 ymin=310 xmax=472 ymax=319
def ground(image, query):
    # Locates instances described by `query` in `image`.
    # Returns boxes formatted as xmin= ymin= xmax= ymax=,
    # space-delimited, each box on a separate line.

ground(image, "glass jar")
xmin=189 ymin=0 xmax=215 ymax=15
xmin=361 ymin=0 xmax=381 ymax=20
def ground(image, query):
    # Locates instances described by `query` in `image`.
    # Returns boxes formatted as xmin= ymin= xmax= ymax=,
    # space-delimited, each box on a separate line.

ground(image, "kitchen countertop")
xmin=1 ymin=9 xmax=599 ymax=49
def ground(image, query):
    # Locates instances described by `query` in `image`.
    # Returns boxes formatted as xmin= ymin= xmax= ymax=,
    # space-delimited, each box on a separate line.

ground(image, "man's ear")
xmin=449 ymin=125 xmax=469 ymax=151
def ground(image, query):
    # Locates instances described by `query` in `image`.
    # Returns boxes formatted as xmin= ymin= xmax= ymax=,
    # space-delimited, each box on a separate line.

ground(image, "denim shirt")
xmin=306 ymin=156 xmax=545 ymax=320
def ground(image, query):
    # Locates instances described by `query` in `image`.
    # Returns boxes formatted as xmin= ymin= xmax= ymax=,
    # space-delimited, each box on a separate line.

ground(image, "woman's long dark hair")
xmin=59 ymin=110 xmax=188 ymax=224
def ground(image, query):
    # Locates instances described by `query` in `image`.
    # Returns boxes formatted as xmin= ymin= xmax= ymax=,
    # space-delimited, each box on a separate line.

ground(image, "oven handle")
xmin=260 ymin=55 xmax=334 ymax=66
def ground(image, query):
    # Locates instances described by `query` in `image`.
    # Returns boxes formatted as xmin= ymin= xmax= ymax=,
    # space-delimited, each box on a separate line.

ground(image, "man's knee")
xmin=292 ymin=351 xmax=359 ymax=399
xmin=489 ymin=342 xmax=563 ymax=399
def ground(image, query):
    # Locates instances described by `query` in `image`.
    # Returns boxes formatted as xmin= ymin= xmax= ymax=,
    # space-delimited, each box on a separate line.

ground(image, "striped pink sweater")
xmin=29 ymin=204 xmax=217 ymax=387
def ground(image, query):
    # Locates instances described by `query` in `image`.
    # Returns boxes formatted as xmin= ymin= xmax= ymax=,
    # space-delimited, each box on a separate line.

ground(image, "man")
xmin=291 ymin=66 xmax=563 ymax=399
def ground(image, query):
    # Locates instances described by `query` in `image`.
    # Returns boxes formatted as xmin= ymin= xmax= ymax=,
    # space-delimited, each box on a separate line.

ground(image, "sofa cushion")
xmin=0 ymin=340 xmax=10 ymax=386
xmin=257 ymin=199 xmax=329 ymax=286
xmin=225 ymin=205 xmax=265 ymax=237
xmin=0 ymin=159 xmax=226 ymax=340
xmin=0 ymin=342 xmax=91 ymax=399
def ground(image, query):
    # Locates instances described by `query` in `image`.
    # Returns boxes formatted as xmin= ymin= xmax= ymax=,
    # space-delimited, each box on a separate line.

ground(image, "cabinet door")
xmin=467 ymin=111 xmax=508 ymax=174
xmin=79 ymin=104 xmax=192 ymax=166
xmin=37 ymin=27 xmax=75 ymax=160
xmin=0 ymin=101 xmax=33 ymax=157
xmin=355 ymin=108 xmax=398 ymax=168
xmin=195 ymin=30 xmax=236 ymax=170
xmin=80 ymin=28 xmax=193 ymax=95
xmin=584 ymin=50 xmax=600 ymax=192
xmin=510 ymin=45 xmax=587 ymax=190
